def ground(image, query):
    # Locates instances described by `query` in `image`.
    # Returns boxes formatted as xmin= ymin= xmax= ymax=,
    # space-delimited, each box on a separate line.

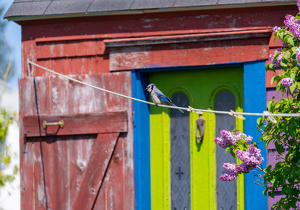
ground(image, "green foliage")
xmin=262 ymin=13 xmax=300 ymax=210
xmin=0 ymin=4 xmax=18 ymax=191
xmin=0 ymin=109 xmax=17 ymax=189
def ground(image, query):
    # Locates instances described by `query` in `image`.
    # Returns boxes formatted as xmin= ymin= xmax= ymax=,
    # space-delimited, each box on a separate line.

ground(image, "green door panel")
xmin=149 ymin=67 xmax=244 ymax=210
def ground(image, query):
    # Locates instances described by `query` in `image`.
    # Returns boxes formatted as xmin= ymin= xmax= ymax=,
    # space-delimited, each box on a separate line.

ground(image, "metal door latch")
xmin=43 ymin=120 xmax=64 ymax=130
xmin=195 ymin=115 xmax=205 ymax=142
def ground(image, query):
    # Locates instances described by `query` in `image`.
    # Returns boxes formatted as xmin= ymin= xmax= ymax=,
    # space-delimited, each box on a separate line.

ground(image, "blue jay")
xmin=145 ymin=84 xmax=184 ymax=113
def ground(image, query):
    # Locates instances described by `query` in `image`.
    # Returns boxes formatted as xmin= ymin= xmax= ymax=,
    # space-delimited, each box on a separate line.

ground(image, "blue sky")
xmin=1 ymin=0 xmax=21 ymax=89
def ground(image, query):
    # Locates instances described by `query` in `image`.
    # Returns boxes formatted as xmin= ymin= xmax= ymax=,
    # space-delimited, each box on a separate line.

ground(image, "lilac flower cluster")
xmin=284 ymin=14 xmax=300 ymax=40
xmin=214 ymin=130 xmax=264 ymax=182
xmin=236 ymin=144 xmax=264 ymax=170
xmin=219 ymin=144 xmax=264 ymax=181
xmin=281 ymin=78 xmax=293 ymax=87
xmin=220 ymin=163 xmax=238 ymax=181
xmin=269 ymin=49 xmax=283 ymax=68
xmin=272 ymin=26 xmax=281 ymax=32
xmin=214 ymin=130 xmax=252 ymax=149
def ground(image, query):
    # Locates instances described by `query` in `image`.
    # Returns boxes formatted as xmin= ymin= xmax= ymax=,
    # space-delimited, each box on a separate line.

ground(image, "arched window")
xmin=215 ymin=90 xmax=237 ymax=210
xmin=170 ymin=92 xmax=190 ymax=210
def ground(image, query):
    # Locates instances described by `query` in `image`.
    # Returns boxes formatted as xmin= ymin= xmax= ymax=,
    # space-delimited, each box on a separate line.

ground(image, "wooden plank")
xmin=23 ymin=40 xmax=37 ymax=77
xmin=34 ymin=27 xmax=274 ymax=43
xmin=62 ymin=58 xmax=72 ymax=75
xmin=36 ymin=60 xmax=54 ymax=77
xmin=93 ymin=133 xmax=124 ymax=210
xmin=33 ymin=138 xmax=48 ymax=210
xmin=23 ymin=111 xmax=128 ymax=137
xmin=50 ymin=42 xmax=68 ymax=58
xmin=36 ymin=42 xmax=50 ymax=59
xmin=91 ymin=55 xmax=110 ymax=74
xmin=78 ymin=40 xmax=96 ymax=56
xmin=54 ymin=59 xmax=63 ymax=74
xmin=102 ymin=72 xmax=131 ymax=112
xmin=67 ymin=74 xmax=105 ymax=114
xmin=109 ymin=38 xmax=269 ymax=71
xmin=68 ymin=41 xmax=78 ymax=57
xmin=71 ymin=133 xmax=119 ymax=210
xmin=49 ymin=75 xmax=69 ymax=114
xmin=19 ymin=76 xmax=36 ymax=201
xmin=69 ymin=134 xmax=95 ymax=207
xmin=104 ymin=28 xmax=272 ymax=47
xmin=72 ymin=57 xmax=90 ymax=75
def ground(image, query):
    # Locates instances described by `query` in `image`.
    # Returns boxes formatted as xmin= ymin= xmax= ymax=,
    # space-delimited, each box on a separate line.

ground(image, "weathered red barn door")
xmin=19 ymin=73 xmax=134 ymax=210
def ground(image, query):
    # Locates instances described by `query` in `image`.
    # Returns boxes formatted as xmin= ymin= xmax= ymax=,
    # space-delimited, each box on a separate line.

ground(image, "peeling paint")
xmin=143 ymin=24 xmax=153 ymax=29
xmin=76 ymin=158 xmax=86 ymax=171
xmin=88 ymin=139 xmax=94 ymax=150
xmin=76 ymin=182 xmax=80 ymax=191
xmin=195 ymin=15 xmax=209 ymax=19
xmin=38 ymin=184 xmax=44 ymax=205
xmin=141 ymin=18 xmax=160 ymax=23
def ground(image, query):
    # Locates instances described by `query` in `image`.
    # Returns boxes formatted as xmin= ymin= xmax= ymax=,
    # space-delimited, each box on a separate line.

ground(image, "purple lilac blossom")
xmin=269 ymin=49 xmax=283 ymax=68
xmin=273 ymin=26 xmax=281 ymax=32
xmin=298 ymin=0 xmax=300 ymax=11
xmin=223 ymin=163 xmax=238 ymax=174
xmin=284 ymin=14 xmax=300 ymax=40
xmin=281 ymin=78 xmax=293 ymax=87
xmin=213 ymin=137 xmax=227 ymax=149
xmin=236 ymin=163 xmax=255 ymax=173
xmin=214 ymin=130 xmax=252 ymax=149
xmin=235 ymin=144 xmax=264 ymax=167
xmin=220 ymin=172 xmax=238 ymax=181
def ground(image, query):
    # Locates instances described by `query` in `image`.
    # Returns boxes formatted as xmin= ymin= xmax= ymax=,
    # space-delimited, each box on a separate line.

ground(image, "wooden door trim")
xmin=23 ymin=111 xmax=128 ymax=137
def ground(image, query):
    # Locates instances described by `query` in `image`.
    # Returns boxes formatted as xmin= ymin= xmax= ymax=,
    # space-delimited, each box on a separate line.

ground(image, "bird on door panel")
xmin=145 ymin=83 xmax=184 ymax=113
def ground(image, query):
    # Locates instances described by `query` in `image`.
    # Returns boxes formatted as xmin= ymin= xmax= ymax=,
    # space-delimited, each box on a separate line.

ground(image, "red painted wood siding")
xmin=19 ymin=74 xmax=134 ymax=210
xmin=20 ymin=5 xmax=297 ymax=77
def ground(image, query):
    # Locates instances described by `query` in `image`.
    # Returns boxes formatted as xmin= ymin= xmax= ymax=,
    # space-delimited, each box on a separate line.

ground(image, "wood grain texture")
xmin=23 ymin=112 xmax=128 ymax=137
xmin=19 ymin=72 xmax=134 ymax=210
xmin=72 ymin=133 xmax=119 ymax=210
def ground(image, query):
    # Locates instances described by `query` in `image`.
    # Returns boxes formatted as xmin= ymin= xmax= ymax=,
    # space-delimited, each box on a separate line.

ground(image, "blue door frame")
xmin=132 ymin=61 xmax=267 ymax=210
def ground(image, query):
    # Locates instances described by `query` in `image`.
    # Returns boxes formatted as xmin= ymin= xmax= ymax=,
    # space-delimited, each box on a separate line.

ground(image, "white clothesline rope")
xmin=27 ymin=59 xmax=300 ymax=118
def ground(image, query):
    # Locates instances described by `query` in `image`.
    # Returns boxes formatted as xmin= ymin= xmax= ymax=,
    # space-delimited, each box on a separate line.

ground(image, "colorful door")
xmin=149 ymin=66 xmax=245 ymax=210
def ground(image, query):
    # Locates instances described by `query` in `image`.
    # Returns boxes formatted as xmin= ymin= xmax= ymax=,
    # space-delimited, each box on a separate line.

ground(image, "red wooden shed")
xmin=4 ymin=0 xmax=298 ymax=209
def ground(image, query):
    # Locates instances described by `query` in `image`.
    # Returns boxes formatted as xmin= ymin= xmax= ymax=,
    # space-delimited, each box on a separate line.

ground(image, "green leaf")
xmin=231 ymin=128 xmax=240 ymax=133
xmin=269 ymin=190 xmax=275 ymax=198
xmin=280 ymin=59 xmax=288 ymax=67
xmin=288 ymin=37 xmax=295 ymax=47
xmin=290 ymin=82 xmax=296 ymax=94
xmin=297 ymin=82 xmax=300 ymax=90
xmin=230 ymin=149 xmax=235 ymax=158
xmin=263 ymin=188 xmax=268 ymax=196
xmin=291 ymin=46 xmax=298 ymax=53
xmin=283 ymin=51 xmax=291 ymax=59
xmin=295 ymin=13 xmax=300 ymax=20
xmin=270 ymin=177 xmax=276 ymax=184
xmin=268 ymin=63 xmax=275 ymax=71
xmin=225 ymin=146 xmax=232 ymax=154
xmin=290 ymin=72 xmax=296 ymax=80
xmin=276 ymin=81 xmax=281 ymax=93
xmin=267 ymin=100 xmax=273 ymax=112
xmin=271 ymin=75 xmax=280 ymax=86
